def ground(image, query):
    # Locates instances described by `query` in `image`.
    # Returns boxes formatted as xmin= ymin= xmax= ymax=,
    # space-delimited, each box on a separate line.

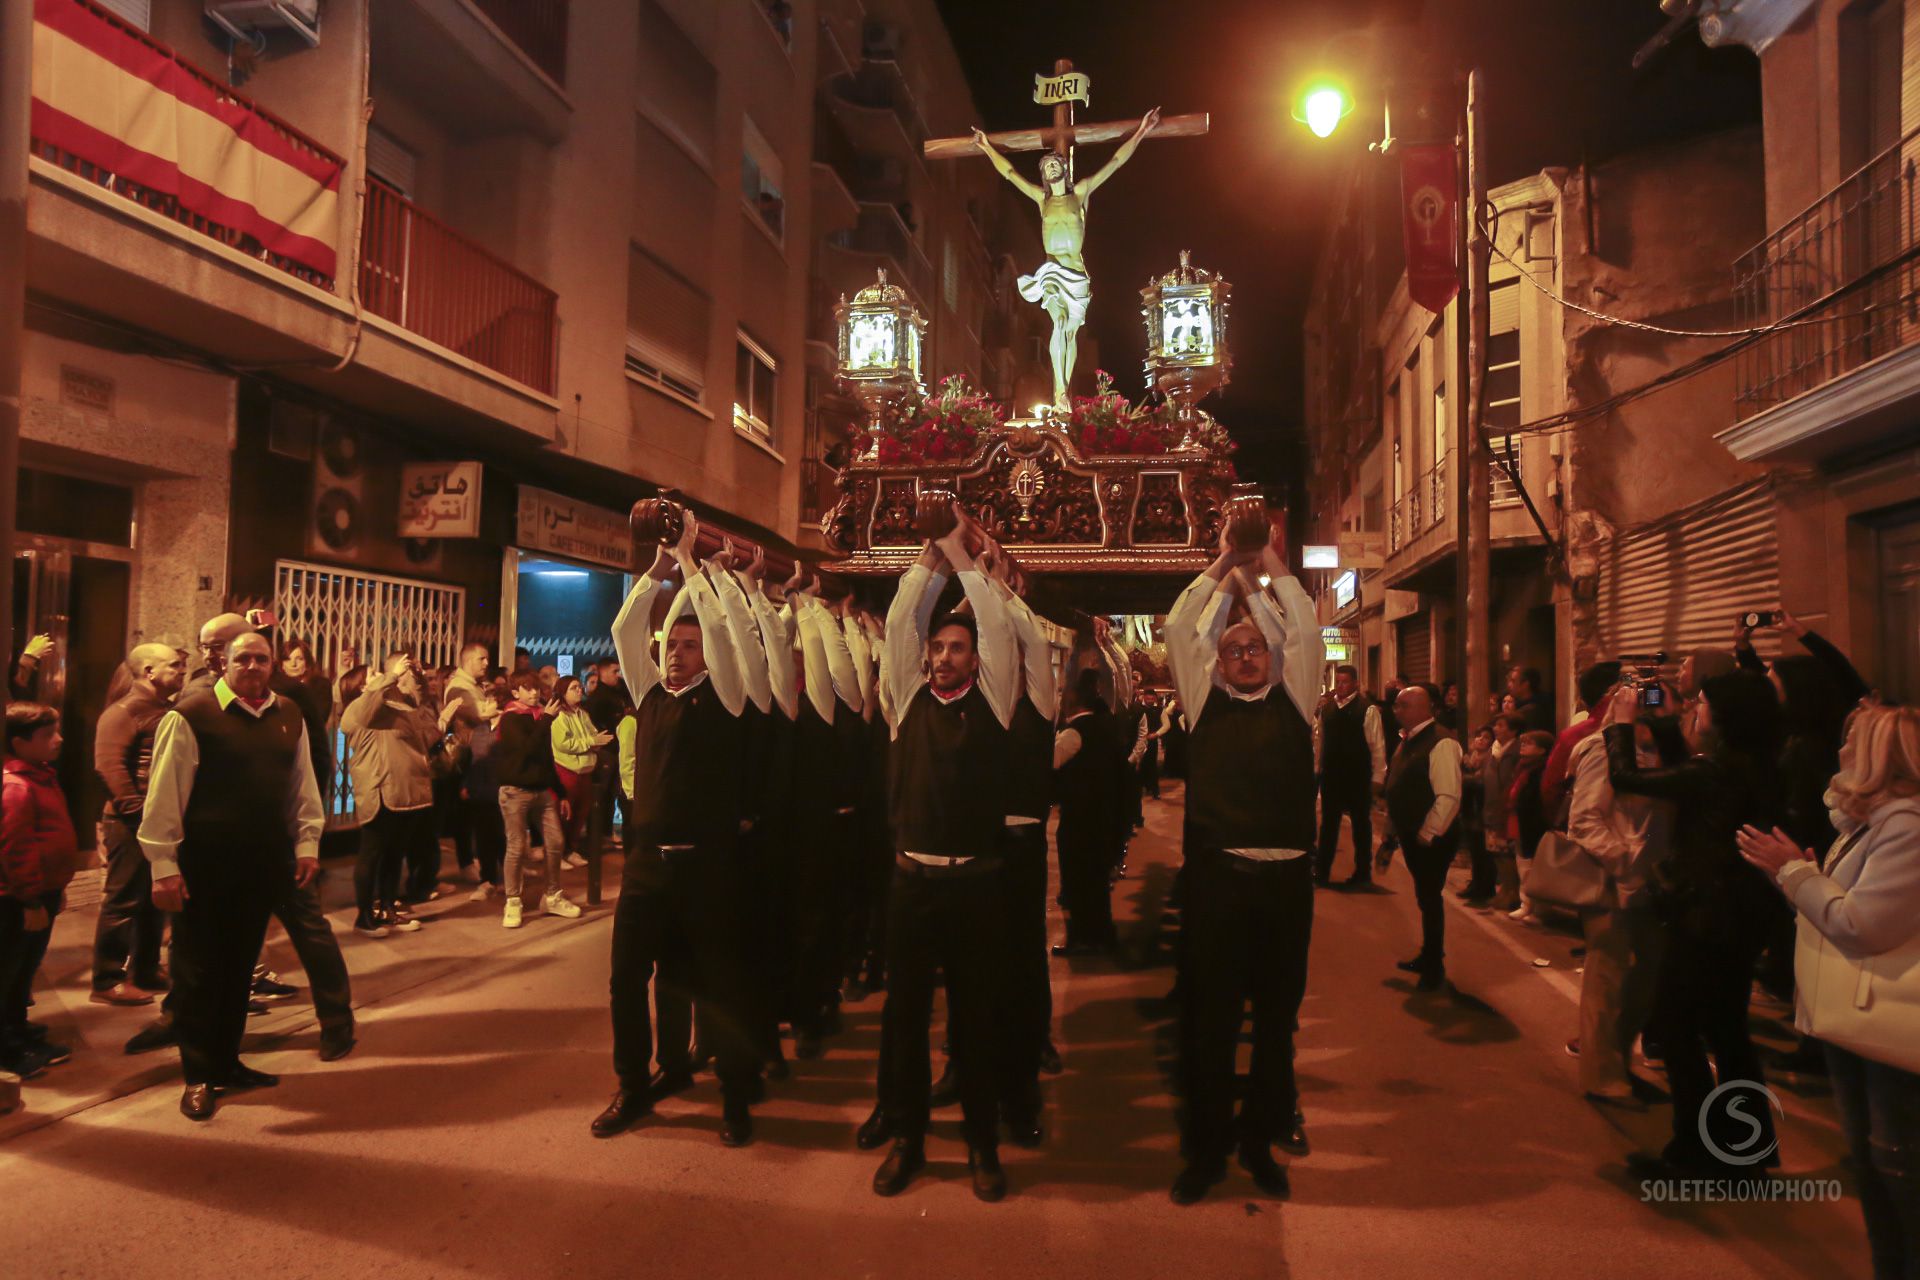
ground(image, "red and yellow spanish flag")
xmin=30 ymin=0 xmax=343 ymax=281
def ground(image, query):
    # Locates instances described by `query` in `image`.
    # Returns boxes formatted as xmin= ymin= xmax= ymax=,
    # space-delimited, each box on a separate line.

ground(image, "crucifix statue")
xmin=925 ymin=60 xmax=1209 ymax=409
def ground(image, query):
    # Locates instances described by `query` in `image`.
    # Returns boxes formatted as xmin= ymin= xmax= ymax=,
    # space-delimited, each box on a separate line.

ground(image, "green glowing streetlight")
xmin=1293 ymin=79 xmax=1353 ymax=139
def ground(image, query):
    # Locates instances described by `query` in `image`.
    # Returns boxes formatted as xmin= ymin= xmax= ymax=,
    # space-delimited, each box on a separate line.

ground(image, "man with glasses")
xmin=1162 ymin=516 xmax=1322 ymax=1205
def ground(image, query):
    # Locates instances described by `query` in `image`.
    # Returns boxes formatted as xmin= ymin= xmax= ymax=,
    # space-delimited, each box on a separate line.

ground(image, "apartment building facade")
xmin=1709 ymin=0 xmax=1920 ymax=705
xmin=15 ymin=0 xmax=1031 ymax=830
xmin=1303 ymin=128 xmax=1770 ymax=720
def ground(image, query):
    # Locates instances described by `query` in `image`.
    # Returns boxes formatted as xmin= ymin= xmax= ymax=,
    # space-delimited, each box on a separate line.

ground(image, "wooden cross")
xmin=923 ymin=58 xmax=1209 ymax=171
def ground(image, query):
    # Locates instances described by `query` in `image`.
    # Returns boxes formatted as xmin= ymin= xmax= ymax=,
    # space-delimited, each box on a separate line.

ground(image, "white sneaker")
xmin=543 ymin=891 xmax=582 ymax=919
xmin=469 ymin=882 xmax=496 ymax=903
xmin=502 ymin=898 xmax=523 ymax=929
xmin=391 ymin=916 xmax=423 ymax=933
xmin=1508 ymin=905 xmax=1538 ymax=924
xmin=562 ymin=853 xmax=588 ymax=870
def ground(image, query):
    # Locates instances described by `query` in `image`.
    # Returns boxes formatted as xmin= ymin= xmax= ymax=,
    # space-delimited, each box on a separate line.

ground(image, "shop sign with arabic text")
xmin=516 ymin=485 xmax=632 ymax=570
xmin=399 ymin=462 xmax=482 ymax=538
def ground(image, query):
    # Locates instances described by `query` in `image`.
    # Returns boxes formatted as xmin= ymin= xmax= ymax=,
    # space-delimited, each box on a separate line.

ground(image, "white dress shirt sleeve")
xmin=707 ymin=563 xmax=772 ymax=714
xmin=956 ymin=568 xmax=1018 ymax=729
xmin=884 ymin=565 xmax=945 ymax=734
xmin=1366 ymin=704 xmax=1387 ymax=786
xmin=794 ymin=597 xmax=838 ymax=723
xmin=287 ymin=724 xmax=325 ymax=861
xmin=1165 ymin=571 xmax=1226 ymax=732
xmin=683 ymin=570 xmax=746 ymax=716
xmin=1004 ymin=589 xmax=1059 ymax=723
xmin=844 ymin=615 xmax=876 ymax=715
xmin=745 ymin=578 xmax=799 ymax=721
xmin=613 ymin=574 xmax=665 ymax=705
xmin=813 ymin=602 xmax=864 ymax=715
xmin=1419 ymin=736 xmax=1465 ymax=844
xmin=136 ymin=710 xmax=197 ymax=881
xmin=1246 ymin=574 xmax=1323 ymax=725
xmin=1053 ymin=726 xmax=1084 ymax=770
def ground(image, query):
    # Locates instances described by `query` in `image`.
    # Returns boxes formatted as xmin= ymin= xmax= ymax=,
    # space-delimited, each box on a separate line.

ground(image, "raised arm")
xmin=813 ymin=597 xmax=865 ymax=715
xmin=1078 ymin=106 xmax=1161 ymax=198
xmin=793 ymin=586 xmax=837 ymax=723
xmin=1166 ymin=529 xmax=1255 ymax=730
xmin=612 ymin=547 xmax=670 ymax=705
xmin=680 ymin=562 xmax=746 ymax=716
xmin=1255 ymin=528 xmax=1324 ymax=723
xmin=706 ymin=546 xmax=772 ymax=714
xmin=884 ymin=541 xmax=948 ymax=730
xmin=1004 ymin=589 xmax=1059 ymax=722
xmin=939 ymin=515 xmax=1016 ymax=729
xmin=844 ymin=612 xmax=877 ymax=718
xmin=971 ymin=127 xmax=1043 ymax=202
xmin=742 ymin=566 xmax=799 ymax=721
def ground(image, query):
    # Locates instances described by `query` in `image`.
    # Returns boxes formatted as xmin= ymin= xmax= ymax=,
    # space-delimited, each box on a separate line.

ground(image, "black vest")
xmin=1055 ymin=710 xmax=1123 ymax=840
xmin=628 ymin=678 xmax=744 ymax=846
xmin=888 ymin=682 xmax=1007 ymax=857
xmin=1319 ymin=695 xmax=1374 ymax=786
xmin=1184 ymin=685 xmax=1316 ymax=851
xmin=1386 ymin=721 xmax=1453 ymax=841
xmin=174 ymin=689 xmax=306 ymax=867
xmin=1005 ymin=696 xmax=1055 ymax=822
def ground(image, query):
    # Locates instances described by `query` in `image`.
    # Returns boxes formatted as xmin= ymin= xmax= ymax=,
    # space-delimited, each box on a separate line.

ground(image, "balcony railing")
xmin=360 ymin=178 xmax=558 ymax=395
xmin=1734 ymin=123 xmax=1920 ymax=419
xmin=1388 ymin=455 xmax=1451 ymax=555
xmin=30 ymin=0 xmax=344 ymax=289
xmin=471 ymin=0 xmax=569 ymax=85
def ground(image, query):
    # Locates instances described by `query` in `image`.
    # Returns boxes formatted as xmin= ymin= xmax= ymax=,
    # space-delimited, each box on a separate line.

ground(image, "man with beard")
xmin=139 ymin=633 xmax=329 ymax=1119
xmin=1164 ymin=520 xmax=1321 ymax=1205
xmin=594 ymin=513 xmax=761 ymax=1147
xmin=868 ymin=507 xmax=1018 ymax=1202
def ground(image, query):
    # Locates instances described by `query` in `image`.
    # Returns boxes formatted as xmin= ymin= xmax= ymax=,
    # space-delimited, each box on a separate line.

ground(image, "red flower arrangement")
xmin=1064 ymin=370 xmax=1182 ymax=456
xmin=873 ymin=375 xmax=1005 ymax=466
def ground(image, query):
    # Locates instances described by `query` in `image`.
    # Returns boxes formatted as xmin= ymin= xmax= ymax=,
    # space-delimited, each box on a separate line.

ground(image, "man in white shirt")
xmin=1162 ymin=519 xmax=1322 ymax=1206
xmin=1314 ymin=663 xmax=1387 ymax=887
xmin=869 ymin=508 xmax=1019 ymax=1204
xmin=1384 ymin=684 xmax=1464 ymax=992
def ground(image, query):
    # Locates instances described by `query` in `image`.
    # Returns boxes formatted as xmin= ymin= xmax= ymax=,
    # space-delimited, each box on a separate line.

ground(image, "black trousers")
xmin=467 ymin=794 xmax=505 ymax=887
xmin=739 ymin=822 xmax=788 ymax=1061
xmin=608 ymin=843 xmax=760 ymax=1103
xmin=844 ymin=802 xmax=892 ymax=983
xmin=789 ymin=807 xmax=850 ymax=1033
xmin=354 ymin=806 xmax=434 ymax=920
xmin=1140 ymin=745 xmax=1161 ymax=799
xmin=269 ymin=874 xmax=354 ymax=1033
xmin=0 ymin=892 xmax=60 ymax=1044
xmin=1177 ymin=851 xmax=1314 ymax=1162
xmin=1397 ymin=827 xmax=1457 ymax=972
xmin=997 ymin=823 xmax=1051 ymax=1117
xmin=1653 ymin=918 xmax=1775 ymax=1169
xmin=93 ymin=814 xmax=164 ymax=991
xmin=434 ymin=774 xmax=471 ymax=869
xmin=171 ymin=852 xmax=281 ymax=1086
xmin=1315 ymin=782 xmax=1373 ymax=881
xmin=878 ymin=858 xmax=1007 ymax=1150
xmin=1056 ymin=819 xmax=1116 ymax=946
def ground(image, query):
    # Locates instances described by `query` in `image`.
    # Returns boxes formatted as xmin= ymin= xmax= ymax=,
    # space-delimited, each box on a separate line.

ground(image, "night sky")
xmin=933 ymin=0 xmax=1762 ymax=507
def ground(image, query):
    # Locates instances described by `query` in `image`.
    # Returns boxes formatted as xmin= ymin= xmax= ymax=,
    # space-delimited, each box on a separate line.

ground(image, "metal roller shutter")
xmin=1396 ymin=615 xmax=1432 ymax=683
xmin=1594 ymin=480 xmax=1782 ymax=664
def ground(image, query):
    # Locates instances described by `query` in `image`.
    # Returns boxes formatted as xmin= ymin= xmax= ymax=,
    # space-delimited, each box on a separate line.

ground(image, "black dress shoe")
xmin=1238 ymin=1142 xmax=1291 ymax=1197
xmin=318 ymin=1027 xmax=357 ymax=1062
xmin=590 ymin=1089 xmax=652 ymax=1138
xmin=180 ymin=1084 xmax=217 ymax=1121
xmin=765 ymin=1055 xmax=790 ymax=1081
xmin=744 ymin=1075 xmax=768 ymax=1105
xmin=1038 ymin=1041 xmax=1064 ymax=1075
xmin=1415 ymin=968 xmax=1447 ymax=992
xmin=124 ymin=1017 xmax=178 ymax=1055
xmin=793 ymin=1030 xmax=823 ymax=1060
xmin=246 ymin=1000 xmax=271 ymax=1017
xmin=843 ymin=975 xmax=869 ymax=1003
xmin=1276 ymin=1110 xmax=1310 ymax=1156
xmin=1342 ymin=874 xmax=1373 ymax=889
xmin=969 ymin=1147 xmax=1008 ymax=1202
xmin=224 ymin=1063 xmax=280 ymax=1092
xmin=872 ymin=1139 xmax=925 ymax=1196
xmin=928 ymin=1065 xmax=959 ymax=1109
xmin=1395 ymin=955 xmax=1429 ymax=974
xmin=651 ymin=1069 xmax=696 ymax=1099
xmin=855 ymin=1105 xmax=895 ymax=1151
xmin=822 ymin=1004 xmax=844 ymax=1035
xmin=1312 ymin=874 xmax=1331 ymax=888
xmin=1169 ymin=1157 xmax=1227 ymax=1206
xmin=719 ymin=1103 xmax=754 ymax=1148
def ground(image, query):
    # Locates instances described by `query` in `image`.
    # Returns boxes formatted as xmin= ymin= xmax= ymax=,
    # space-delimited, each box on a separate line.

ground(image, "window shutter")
xmin=1489 ymin=279 xmax=1521 ymax=334
xmin=367 ymin=127 xmax=418 ymax=197
xmin=94 ymin=0 xmax=151 ymax=31
xmin=627 ymin=247 xmax=710 ymax=396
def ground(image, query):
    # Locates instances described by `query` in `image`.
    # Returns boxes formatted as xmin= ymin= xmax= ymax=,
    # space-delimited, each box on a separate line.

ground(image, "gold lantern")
xmin=835 ymin=269 xmax=928 ymax=458
xmin=1140 ymin=250 xmax=1232 ymax=445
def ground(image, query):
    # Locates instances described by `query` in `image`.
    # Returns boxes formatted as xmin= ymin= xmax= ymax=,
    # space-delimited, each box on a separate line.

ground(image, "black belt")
xmin=893 ymin=853 xmax=1001 ymax=879
xmin=1197 ymin=848 xmax=1311 ymax=878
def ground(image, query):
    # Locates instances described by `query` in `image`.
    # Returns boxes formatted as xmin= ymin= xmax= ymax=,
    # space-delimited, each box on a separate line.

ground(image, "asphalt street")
xmin=0 ymin=783 xmax=1870 ymax=1279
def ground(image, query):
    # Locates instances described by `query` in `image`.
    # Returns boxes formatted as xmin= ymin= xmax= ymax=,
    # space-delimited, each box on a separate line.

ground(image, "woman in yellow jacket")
xmin=550 ymin=675 xmax=611 ymax=868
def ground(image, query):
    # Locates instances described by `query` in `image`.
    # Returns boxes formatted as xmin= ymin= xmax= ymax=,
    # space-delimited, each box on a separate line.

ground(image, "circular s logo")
xmin=1699 ymin=1079 xmax=1783 ymax=1167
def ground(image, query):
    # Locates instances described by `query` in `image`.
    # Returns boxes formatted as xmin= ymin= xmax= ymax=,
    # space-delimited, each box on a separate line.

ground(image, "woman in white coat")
xmin=1739 ymin=704 xmax=1920 ymax=1280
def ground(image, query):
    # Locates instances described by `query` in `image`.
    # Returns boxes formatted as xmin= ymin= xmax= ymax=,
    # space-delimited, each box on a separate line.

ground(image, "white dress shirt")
xmin=742 ymin=574 xmax=800 ymax=721
xmin=1313 ymin=692 xmax=1388 ymax=787
xmin=612 ymin=567 xmax=746 ymax=716
xmin=137 ymin=680 xmax=325 ymax=882
xmin=1399 ymin=718 xmax=1464 ymax=844
xmin=881 ymin=563 xmax=1017 ymax=737
xmin=706 ymin=562 xmax=772 ymax=715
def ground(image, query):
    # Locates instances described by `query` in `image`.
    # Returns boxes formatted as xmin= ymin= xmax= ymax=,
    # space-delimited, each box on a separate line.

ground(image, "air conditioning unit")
xmin=206 ymin=1 xmax=321 ymax=48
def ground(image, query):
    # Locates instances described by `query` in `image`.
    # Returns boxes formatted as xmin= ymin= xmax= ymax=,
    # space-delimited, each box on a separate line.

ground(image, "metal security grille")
xmin=275 ymin=560 xmax=466 ymax=827
xmin=1396 ymin=616 xmax=1432 ymax=683
xmin=1593 ymin=481 xmax=1782 ymax=664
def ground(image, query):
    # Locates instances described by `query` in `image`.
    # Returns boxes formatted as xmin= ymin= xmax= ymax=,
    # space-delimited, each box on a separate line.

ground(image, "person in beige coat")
xmin=343 ymin=653 xmax=451 ymax=935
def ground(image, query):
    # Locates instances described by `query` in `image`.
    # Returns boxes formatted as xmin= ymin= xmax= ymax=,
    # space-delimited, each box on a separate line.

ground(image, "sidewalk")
xmin=1 ymin=845 xmax=617 ymax=1143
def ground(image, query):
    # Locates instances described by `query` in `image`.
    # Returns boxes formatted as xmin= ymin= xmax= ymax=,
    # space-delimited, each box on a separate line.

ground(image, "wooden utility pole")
xmin=0 ymin=0 xmax=31 ymax=679
xmin=1455 ymin=69 xmax=1492 ymax=723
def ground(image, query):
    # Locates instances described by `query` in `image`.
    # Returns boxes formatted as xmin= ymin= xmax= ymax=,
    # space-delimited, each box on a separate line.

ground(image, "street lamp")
xmin=1291 ymin=78 xmax=1353 ymax=139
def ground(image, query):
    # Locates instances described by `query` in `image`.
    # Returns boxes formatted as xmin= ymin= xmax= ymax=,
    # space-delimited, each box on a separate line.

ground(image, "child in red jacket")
xmin=2 ymin=702 xmax=79 ymax=1078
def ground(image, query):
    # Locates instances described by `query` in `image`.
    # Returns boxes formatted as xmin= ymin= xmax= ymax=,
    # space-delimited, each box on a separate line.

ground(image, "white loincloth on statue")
xmin=1017 ymin=260 xmax=1091 ymax=326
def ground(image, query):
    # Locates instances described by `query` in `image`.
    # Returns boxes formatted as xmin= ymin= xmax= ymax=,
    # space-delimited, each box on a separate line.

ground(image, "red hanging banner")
xmin=1398 ymin=143 xmax=1459 ymax=314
